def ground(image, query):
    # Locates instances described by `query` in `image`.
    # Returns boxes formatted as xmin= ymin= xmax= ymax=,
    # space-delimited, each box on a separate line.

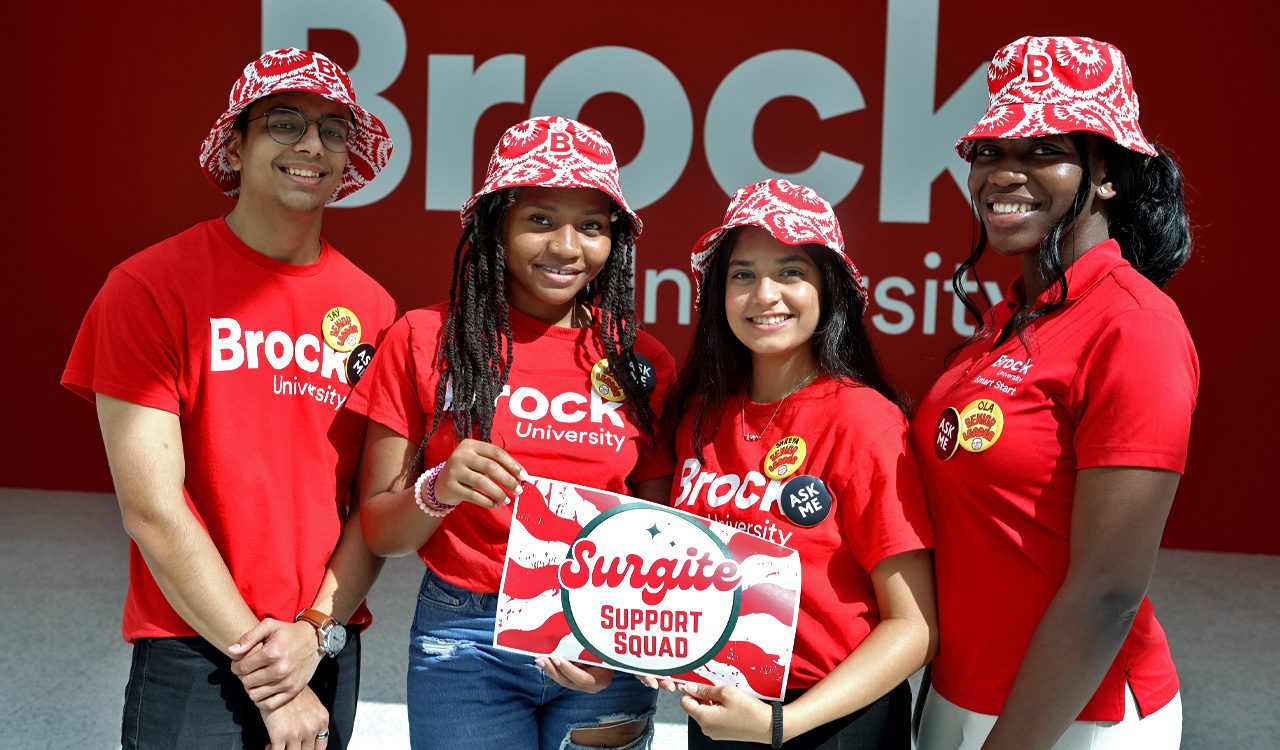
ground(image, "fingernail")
xmin=518 ymin=470 xmax=530 ymax=482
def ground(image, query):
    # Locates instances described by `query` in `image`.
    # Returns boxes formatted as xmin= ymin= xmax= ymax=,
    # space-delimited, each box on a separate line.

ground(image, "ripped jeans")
xmin=408 ymin=567 xmax=656 ymax=750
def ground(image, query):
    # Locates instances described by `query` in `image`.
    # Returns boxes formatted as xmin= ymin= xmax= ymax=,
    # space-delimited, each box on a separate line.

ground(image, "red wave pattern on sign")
xmin=501 ymin=560 xmax=561 ymax=600
xmin=499 ymin=611 xmax=570 ymax=654
xmin=739 ymin=582 xmax=797 ymax=627
xmin=719 ymin=640 xmax=787 ymax=697
xmin=728 ymin=531 xmax=793 ymax=561
xmin=573 ymin=486 xmax=625 ymax=515
xmin=516 ymin=485 xmax=586 ymax=543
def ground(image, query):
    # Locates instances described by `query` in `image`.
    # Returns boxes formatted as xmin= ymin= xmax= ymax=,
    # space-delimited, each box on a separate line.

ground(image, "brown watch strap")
xmin=296 ymin=608 xmax=337 ymax=632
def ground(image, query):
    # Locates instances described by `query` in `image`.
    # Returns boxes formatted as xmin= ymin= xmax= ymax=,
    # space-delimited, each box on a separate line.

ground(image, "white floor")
xmin=4 ymin=487 xmax=1277 ymax=749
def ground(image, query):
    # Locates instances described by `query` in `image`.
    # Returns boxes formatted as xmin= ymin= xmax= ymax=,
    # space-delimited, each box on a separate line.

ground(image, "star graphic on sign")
xmin=646 ymin=523 xmax=661 ymax=538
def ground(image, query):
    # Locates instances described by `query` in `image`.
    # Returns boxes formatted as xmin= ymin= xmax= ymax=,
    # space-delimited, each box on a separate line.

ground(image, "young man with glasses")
xmin=62 ymin=49 xmax=396 ymax=750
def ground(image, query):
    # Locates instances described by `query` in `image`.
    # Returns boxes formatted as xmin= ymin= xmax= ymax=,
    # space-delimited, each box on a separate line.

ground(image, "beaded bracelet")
xmin=412 ymin=461 xmax=453 ymax=517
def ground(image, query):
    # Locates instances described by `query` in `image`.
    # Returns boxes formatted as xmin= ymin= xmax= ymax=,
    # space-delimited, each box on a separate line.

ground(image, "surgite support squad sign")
xmin=495 ymin=477 xmax=802 ymax=700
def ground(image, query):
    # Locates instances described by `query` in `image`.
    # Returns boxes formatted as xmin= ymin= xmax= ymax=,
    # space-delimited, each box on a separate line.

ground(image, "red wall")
xmin=12 ymin=2 xmax=1278 ymax=553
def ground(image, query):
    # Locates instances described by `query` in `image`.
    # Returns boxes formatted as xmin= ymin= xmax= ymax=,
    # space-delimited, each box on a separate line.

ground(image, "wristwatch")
xmin=295 ymin=608 xmax=347 ymax=658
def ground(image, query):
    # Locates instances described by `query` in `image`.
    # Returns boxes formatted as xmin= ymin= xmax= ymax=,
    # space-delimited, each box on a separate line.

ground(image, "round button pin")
xmin=779 ymin=475 xmax=832 ymax=527
xmin=345 ymin=343 xmax=375 ymax=386
xmin=590 ymin=358 xmax=626 ymax=402
xmin=958 ymin=398 xmax=1004 ymax=453
xmin=631 ymin=352 xmax=657 ymax=393
xmin=763 ymin=436 xmax=807 ymax=480
xmin=934 ymin=407 xmax=961 ymax=461
xmin=322 ymin=306 xmax=362 ymax=353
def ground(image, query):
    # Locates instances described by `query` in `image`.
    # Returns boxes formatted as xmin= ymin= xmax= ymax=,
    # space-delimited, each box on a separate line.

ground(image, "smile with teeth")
xmin=749 ymin=314 xmax=792 ymax=325
xmin=282 ymin=166 xmax=324 ymax=178
xmin=990 ymin=201 xmax=1038 ymax=215
xmin=535 ymin=264 xmax=581 ymax=277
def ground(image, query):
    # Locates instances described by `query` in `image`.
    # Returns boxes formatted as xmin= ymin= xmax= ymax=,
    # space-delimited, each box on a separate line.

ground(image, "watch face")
xmin=323 ymin=624 xmax=347 ymax=655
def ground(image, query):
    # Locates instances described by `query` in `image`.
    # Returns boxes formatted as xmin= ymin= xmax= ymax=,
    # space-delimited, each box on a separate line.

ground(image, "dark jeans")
xmin=688 ymin=680 xmax=912 ymax=750
xmin=121 ymin=628 xmax=360 ymax=750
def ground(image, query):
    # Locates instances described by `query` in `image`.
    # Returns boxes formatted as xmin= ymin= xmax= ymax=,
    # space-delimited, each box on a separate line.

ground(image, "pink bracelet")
xmin=413 ymin=461 xmax=453 ymax=517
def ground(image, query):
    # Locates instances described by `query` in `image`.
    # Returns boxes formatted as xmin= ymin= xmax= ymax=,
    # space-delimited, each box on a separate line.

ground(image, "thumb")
xmin=227 ymin=619 xmax=272 ymax=657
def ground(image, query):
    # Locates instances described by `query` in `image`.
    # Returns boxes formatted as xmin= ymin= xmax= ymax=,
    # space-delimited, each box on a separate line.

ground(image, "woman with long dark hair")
xmin=912 ymin=36 xmax=1196 ymax=749
xmin=347 ymin=116 xmax=673 ymax=750
xmin=667 ymin=179 xmax=937 ymax=749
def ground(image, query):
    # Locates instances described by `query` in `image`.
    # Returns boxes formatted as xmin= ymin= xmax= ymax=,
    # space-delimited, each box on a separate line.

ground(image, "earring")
xmin=1097 ymin=186 xmax=1111 ymax=197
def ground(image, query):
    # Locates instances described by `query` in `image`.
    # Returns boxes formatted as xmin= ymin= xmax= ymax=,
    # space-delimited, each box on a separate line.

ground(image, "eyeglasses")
xmin=246 ymin=108 xmax=356 ymax=153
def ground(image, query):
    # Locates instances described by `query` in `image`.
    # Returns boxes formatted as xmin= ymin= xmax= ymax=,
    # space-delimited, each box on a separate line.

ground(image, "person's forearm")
xmin=981 ymin=581 xmax=1139 ymax=749
xmin=124 ymin=499 xmax=261 ymax=653
xmin=783 ymin=613 xmax=933 ymax=741
xmin=361 ymin=485 xmax=444 ymax=557
xmin=309 ymin=510 xmax=385 ymax=623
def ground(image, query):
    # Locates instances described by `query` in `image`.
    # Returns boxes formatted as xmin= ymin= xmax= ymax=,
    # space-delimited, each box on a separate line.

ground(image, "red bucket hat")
xmin=689 ymin=179 xmax=867 ymax=311
xmin=956 ymin=36 xmax=1157 ymax=161
xmin=460 ymin=116 xmax=642 ymax=235
xmin=198 ymin=48 xmax=393 ymax=204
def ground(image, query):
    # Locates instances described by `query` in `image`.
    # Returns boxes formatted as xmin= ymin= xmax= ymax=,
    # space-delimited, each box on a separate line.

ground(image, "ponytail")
xmin=1100 ymin=140 xmax=1192 ymax=287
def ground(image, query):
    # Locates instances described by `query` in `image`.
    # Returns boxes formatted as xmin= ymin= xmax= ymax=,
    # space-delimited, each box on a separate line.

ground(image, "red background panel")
xmin=10 ymin=1 xmax=1278 ymax=552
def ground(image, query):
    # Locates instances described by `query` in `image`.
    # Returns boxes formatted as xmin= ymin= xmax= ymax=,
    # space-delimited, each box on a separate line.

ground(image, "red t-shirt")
xmin=346 ymin=303 xmax=676 ymax=593
xmin=62 ymin=218 xmax=397 ymax=642
xmin=671 ymin=375 xmax=934 ymax=689
xmin=910 ymin=239 xmax=1199 ymax=720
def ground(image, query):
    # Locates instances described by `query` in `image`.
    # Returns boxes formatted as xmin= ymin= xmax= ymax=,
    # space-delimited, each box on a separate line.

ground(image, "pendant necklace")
xmin=740 ymin=368 xmax=819 ymax=442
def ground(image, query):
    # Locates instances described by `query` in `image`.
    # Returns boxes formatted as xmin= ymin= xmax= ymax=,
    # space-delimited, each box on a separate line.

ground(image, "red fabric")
xmin=956 ymin=36 xmax=1157 ymax=160
xmin=345 ymin=303 xmax=675 ymax=593
xmin=910 ymin=239 xmax=1198 ymax=720
xmin=689 ymin=179 xmax=865 ymax=308
xmin=670 ymin=376 xmax=933 ymax=689
xmin=62 ymin=218 xmax=397 ymax=642
xmin=459 ymin=116 xmax=642 ymax=233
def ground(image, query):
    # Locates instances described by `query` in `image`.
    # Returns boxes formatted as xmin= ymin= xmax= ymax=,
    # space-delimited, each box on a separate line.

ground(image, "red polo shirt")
xmin=910 ymin=239 xmax=1198 ymax=720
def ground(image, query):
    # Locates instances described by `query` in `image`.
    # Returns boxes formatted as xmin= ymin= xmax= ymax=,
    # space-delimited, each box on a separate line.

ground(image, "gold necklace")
xmin=740 ymin=368 xmax=819 ymax=442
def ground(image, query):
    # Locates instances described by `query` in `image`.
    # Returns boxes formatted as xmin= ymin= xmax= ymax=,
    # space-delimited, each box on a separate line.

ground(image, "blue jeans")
xmin=407 ymin=568 xmax=656 ymax=750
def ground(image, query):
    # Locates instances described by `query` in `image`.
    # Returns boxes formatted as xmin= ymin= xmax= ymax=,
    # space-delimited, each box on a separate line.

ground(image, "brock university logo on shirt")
xmin=207 ymin=316 xmax=358 ymax=411
xmin=497 ymin=382 xmax=633 ymax=453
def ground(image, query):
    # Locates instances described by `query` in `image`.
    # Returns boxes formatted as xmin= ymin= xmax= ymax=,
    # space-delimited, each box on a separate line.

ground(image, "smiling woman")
xmin=345 ymin=116 xmax=675 ymax=750
xmin=912 ymin=36 xmax=1197 ymax=750
xmin=665 ymin=179 xmax=937 ymax=749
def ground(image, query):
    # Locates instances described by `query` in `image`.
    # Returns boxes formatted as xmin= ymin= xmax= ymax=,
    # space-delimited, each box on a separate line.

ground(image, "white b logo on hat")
xmin=1025 ymin=53 xmax=1054 ymax=85
xmin=1024 ymin=53 xmax=1054 ymax=85
xmin=549 ymin=131 xmax=572 ymax=153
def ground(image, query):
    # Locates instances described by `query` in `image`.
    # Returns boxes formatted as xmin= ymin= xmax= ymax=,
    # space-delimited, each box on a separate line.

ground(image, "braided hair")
xmin=952 ymin=134 xmax=1191 ymax=350
xmin=417 ymin=188 xmax=658 ymax=467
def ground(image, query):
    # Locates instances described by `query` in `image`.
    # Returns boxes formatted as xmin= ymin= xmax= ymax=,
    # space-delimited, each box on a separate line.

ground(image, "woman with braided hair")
xmin=347 ymin=116 xmax=673 ymax=750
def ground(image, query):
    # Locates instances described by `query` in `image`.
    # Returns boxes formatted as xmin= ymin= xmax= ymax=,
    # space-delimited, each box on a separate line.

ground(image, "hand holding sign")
xmin=495 ymin=476 xmax=802 ymax=701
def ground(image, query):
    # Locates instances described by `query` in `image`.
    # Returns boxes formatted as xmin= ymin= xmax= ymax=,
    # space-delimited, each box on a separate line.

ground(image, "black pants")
xmin=121 ymin=628 xmax=360 ymax=750
xmin=688 ymin=680 xmax=912 ymax=750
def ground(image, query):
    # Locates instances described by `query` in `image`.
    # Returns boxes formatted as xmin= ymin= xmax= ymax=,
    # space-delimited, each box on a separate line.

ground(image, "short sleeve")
xmin=345 ymin=315 xmax=428 ymax=443
xmin=627 ymin=333 xmax=678 ymax=483
xmin=838 ymin=411 xmax=935 ymax=574
xmin=61 ymin=269 xmax=181 ymax=414
xmin=1073 ymin=309 xmax=1199 ymax=472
